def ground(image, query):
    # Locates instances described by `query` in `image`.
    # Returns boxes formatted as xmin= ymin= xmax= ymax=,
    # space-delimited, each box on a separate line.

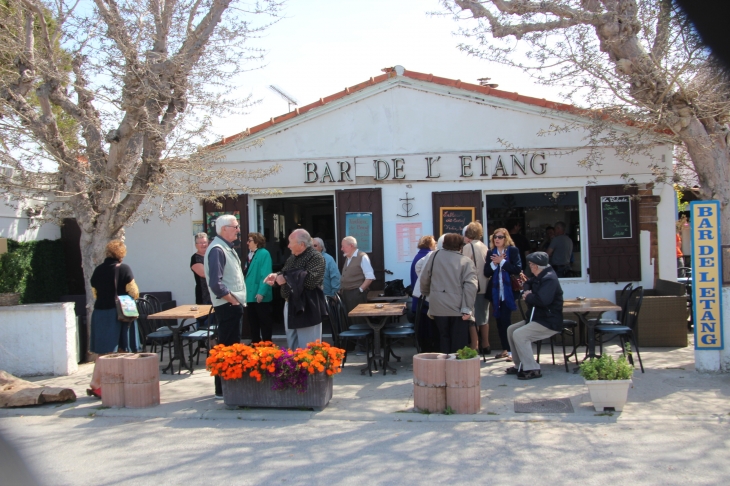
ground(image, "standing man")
xmin=313 ymin=237 xmax=340 ymax=297
xmin=265 ymin=229 xmax=326 ymax=349
xmin=339 ymin=236 xmax=375 ymax=318
xmin=205 ymin=215 xmax=246 ymax=399
xmin=546 ymin=221 xmax=573 ymax=277
xmin=190 ymin=233 xmax=212 ymax=328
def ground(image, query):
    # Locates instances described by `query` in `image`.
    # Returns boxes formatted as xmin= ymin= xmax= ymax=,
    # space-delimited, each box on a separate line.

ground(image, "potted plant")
xmin=579 ymin=350 xmax=634 ymax=412
xmin=206 ymin=340 xmax=345 ymax=411
xmin=444 ymin=347 xmax=481 ymax=414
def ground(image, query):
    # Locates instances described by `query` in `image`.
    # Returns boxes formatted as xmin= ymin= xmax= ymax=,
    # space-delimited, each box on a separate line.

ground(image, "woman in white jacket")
xmin=420 ymin=233 xmax=478 ymax=354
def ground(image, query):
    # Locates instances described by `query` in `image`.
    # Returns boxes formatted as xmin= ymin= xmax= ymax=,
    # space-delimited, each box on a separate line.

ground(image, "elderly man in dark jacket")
xmin=504 ymin=252 xmax=564 ymax=380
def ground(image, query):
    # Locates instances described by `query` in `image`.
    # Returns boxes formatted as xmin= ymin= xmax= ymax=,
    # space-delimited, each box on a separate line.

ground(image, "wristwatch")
xmin=358 ymin=287 xmax=363 ymax=293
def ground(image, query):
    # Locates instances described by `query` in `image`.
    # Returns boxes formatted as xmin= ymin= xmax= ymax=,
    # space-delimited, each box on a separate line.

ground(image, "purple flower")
xmin=269 ymin=350 xmax=309 ymax=393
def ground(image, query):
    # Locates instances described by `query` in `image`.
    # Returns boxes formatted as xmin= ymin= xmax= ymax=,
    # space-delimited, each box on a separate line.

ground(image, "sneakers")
xmin=517 ymin=369 xmax=542 ymax=380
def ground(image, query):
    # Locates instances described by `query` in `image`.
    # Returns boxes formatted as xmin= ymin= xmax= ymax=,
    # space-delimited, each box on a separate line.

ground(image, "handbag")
xmin=383 ymin=279 xmax=406 ymax=297
xmin=511 ymin=274 xmax=525 ymax=292
xmin=115 ymin=264 xmax=139 ymax=322
xmin=468 ymin=242 xmax=481 ymax=293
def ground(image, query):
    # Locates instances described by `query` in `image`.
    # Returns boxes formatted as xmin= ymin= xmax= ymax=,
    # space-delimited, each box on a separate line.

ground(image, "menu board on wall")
xmin=600 ymin=196 xmax=632 ymax=239
xmin=345 ymin=212 xmax=372 ymax=253
xmin=440 ymin=207 xmax=475 ymax=236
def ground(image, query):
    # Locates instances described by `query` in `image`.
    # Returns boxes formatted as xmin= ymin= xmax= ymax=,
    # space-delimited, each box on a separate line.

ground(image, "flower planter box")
xmin=585 ymin=379 xmax=632 ymax=411
xmin=222 ymin=372 xmax=333 ymax=411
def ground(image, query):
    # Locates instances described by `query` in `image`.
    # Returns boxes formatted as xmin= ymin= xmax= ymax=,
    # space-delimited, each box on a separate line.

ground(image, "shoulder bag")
xmin=115 ymin=264 xmax=139 ymax=322
xmin=468 ymin=242 xmax=481 ymax=293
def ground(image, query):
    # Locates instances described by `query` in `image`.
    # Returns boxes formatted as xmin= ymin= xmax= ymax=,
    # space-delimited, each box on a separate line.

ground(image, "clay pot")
xmin=99 ymin=353 xmax=132 ymax=407
xmin=444 ymin=357 xmax=481 ymax=414
xmin=122 ymin=353 xmax=160 ymax=408
xmin=412 ymin=353 xmax=448 ymax=413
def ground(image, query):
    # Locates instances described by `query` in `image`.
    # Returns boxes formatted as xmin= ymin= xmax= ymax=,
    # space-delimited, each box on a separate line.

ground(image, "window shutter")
xmin=586 ymin=185 xmax=640 ymax=283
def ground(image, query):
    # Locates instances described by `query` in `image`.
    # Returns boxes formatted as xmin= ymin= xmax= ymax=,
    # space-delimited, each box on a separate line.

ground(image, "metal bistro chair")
xmin=524 ymin=293 xmax=578 ymax=373
xmin=589 ymin=283 xmax=633 ymax=328
xmin=182 ymin=306 xmax=218 ymax=369
xmin=135 ymin=298 xmax=173 ymax=360
xmin=326 ymin=295 xmax=375 ymax=376
xmin=381 ymin=296 xmax=423 ymax=375
xmin=143 ymin=293 xmax=162 ymax=313
xmin=596 ymin=286 xmax=645 ymax=373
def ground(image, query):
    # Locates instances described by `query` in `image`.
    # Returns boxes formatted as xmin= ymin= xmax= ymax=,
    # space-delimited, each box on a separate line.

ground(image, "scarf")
xmin=491 ymin=246 xmax=517 ymax=317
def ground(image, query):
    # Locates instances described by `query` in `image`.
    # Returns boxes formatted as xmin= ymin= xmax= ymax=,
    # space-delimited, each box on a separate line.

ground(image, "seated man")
xmin=504 ymin=252 xmax=564 ymax=380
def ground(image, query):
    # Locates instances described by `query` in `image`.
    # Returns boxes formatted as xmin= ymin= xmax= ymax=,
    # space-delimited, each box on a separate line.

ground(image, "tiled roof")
xmin=209 ymin=66 xmax=603 ymax=149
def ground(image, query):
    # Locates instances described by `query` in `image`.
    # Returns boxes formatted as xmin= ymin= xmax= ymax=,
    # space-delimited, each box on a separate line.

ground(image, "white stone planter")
xmin=584 ymin=379 xmax=632 ymax=411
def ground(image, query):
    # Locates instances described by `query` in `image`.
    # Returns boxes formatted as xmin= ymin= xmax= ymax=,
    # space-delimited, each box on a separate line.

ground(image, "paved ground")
xmin=2 ymin=336 xmax=730 ymax=484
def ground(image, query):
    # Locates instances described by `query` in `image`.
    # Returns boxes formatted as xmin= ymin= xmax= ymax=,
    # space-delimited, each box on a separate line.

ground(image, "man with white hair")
xmin=504 ymin=252 xmax=564 ymax=380
xmin=265 ymin=229 xmax=326 ymax=349
xmin=205 ymin=214 xmax=246 ymax=398
xmin=339 ymin=236 xmax=375 ymax=318
xmin=313 ymin=237 xmax=340 ymax=297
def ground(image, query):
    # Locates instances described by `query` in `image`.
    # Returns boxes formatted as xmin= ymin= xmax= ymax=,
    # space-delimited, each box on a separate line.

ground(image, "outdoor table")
xmin=148 ymin=305 xmax=212 ymax=374
xmin=564 ymin=298 xmax=621 ymax=361
xmin=367 ymin=290 xmax=408 ymax=303
xmin=348 ymin=302 xmax=406 ymax=374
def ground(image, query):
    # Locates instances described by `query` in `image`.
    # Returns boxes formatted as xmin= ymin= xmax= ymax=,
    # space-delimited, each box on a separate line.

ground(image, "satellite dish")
xmin=269 ymin=85 xmax=299 ymax=112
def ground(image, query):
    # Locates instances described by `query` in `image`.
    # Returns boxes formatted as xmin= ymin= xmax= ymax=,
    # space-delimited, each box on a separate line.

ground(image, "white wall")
xmin=0 ymin=303 xmax=77 ymax=376
xmin=0 ymin=196 xmax=60 ymax=242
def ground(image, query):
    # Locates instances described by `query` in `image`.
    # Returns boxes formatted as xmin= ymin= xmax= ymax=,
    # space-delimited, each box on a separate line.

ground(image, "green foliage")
xmin=455 ymin=346 xmax=478 ymax=360
xmin=443 ymin=406 xmax=455 ymax=415
xmin=579 ymin=351 xmax=634 ymax=381
xmin=0 ymin=239 xmax=68 ymax=303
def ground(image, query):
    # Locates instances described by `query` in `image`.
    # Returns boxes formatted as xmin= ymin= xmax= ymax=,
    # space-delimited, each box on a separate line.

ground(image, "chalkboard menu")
xmin=601 ymin=196 xmax=632 ymax=239
xmin=439 ymin=207 xmax=475 ymax=236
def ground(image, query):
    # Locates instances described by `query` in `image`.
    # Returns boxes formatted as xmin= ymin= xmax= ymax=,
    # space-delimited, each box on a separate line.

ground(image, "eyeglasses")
xmin=493 ymin=235 xmax=506 ymax=239
xmin=225 ymin=225 xmax=240 ymax=230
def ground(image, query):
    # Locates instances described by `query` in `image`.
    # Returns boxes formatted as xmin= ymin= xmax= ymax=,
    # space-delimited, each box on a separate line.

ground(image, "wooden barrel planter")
xmin=99 ymin=353 xmax=132 ymax=407
xmin=122 ymin=353 xmax=160 ymax=408
xmin=412 ymin=353 xmax=448 ymax=413
xmin=445 ymin=356 xmax=481 ymax=414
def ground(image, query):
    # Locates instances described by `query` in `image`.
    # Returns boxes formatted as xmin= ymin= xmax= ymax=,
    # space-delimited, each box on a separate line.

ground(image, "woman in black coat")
xmin=484 ymin=228 xmax=523 ymax=360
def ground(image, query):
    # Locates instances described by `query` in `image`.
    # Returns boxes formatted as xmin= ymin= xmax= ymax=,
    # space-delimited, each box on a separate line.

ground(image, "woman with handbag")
xmin=484 ymin=228 xmax=523 ymax=361
xmin=419 ymin=233 xmax=478 ymax=354
xmin=87 ymin=240 xmax=140 ymax=398
xmin=244 ymin=232 xmax=274 ymax=343
xmin=462 ymin=222 xmax=490 ymax=356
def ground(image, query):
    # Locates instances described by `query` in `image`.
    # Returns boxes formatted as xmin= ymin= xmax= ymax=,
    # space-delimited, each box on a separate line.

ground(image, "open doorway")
xmin=254 ymin=195 xmax=336 ymax=336
xmin=254 ymin=195 xmax=337 ymax=269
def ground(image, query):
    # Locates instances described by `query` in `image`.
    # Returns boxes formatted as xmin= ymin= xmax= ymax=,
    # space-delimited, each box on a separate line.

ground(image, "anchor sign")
xmin=397 ymin=192 xmax=419 ymax=218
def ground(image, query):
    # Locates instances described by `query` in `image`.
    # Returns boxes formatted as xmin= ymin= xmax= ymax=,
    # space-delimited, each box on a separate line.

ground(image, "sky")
xmin=211 ymin=0 xmax=564 ymax=139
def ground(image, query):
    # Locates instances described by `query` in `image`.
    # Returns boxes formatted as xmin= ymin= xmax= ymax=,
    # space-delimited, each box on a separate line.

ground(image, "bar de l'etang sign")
xmin=302 ymin=152 xmax=548 ymax=183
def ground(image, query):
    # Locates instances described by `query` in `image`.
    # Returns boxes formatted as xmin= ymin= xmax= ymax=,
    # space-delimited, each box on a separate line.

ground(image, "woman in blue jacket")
xmin=484 ymin=228 xmax=523 ymax=361
xmin=245 ymin=232 xmax=273 ymax=343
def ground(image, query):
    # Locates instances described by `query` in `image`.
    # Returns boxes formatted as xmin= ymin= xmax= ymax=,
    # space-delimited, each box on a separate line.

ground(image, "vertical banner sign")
xmin=691 ymin=201 xmax=724 ymax=350
xmin=345 ymin=212 xmax=373 ymax=253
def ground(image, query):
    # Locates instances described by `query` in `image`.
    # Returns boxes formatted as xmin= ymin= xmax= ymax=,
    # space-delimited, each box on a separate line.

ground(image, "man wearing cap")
xmin=504 ymin=251 xmax=564 ymax=380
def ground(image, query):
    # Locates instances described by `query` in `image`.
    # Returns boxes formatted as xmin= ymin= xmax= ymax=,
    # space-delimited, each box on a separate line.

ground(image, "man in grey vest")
xmin=205 ymin=214 xmax=246 ymax=398
xmin=339 ymin=236 xmax=375 ymax=319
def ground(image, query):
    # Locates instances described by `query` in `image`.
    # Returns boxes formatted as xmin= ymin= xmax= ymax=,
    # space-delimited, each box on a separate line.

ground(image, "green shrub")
xmin=0 ymin=239 xmax=68 ymax=303
xmin=455 ymin=346 xmax=478 ymax=360
xmin=579 ymin=351 xmax=634 ymax=380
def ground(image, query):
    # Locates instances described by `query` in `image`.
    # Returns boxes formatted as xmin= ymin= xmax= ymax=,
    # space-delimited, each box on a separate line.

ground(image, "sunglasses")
xmin=493 ymin=235 xmax=506 ymax=239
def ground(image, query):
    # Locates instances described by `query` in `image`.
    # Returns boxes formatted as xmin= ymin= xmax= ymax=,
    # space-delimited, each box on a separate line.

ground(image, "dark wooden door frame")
xmin=335 ymin=188 xmax=385 ymax=291
xmin=432 ymin=190 xmax=483 ymax=239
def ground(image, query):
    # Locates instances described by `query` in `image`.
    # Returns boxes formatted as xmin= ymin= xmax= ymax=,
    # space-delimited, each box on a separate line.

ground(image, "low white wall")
xmin=0 ymin=302 xmax=78 ymax=376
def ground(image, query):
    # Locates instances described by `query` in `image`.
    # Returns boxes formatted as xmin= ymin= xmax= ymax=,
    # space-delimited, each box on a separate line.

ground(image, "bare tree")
xmin=0 ymin=0 xmax=282 ymax=309
xmin=442 ymin=0 xmax=730 ymax=257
